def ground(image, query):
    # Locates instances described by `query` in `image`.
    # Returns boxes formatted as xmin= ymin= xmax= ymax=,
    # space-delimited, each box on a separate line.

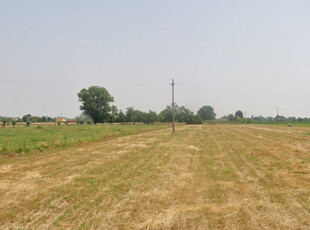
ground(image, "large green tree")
xmin=176 ymin=106 xmax=193 ymax=122
xmin=227 ymin=114 xmax=235 ymax=121
xmin=22 ymin=114 xmax=31 ymax=122
xmin=78 ymin=86 xmax=114 ymax=124
xmin=125 ymin=107 xmax=135 ymax=123
xmin=159 ymin=105 xmax=172 ymax=122
xmin=146 ymin=110 xmax=158 ymax=124
xmin=235 ymin=110 xmax=243 ymax=118
xmin=197 ymin=105 xmax=216 ymax=120
xmin=184 ymin=114 xmax=203 ymax=124
xmin=115 ymin=110 xmax=126 ymax=123
xmin=108 ymin=105 xmax=118 ymax=123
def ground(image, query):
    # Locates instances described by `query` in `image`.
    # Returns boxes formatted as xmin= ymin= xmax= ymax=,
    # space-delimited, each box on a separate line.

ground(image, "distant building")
xmin=10 ymin=117 xmax=19 ymax=121
xmin=56 ymin=117 xmax=67 ymax=123
xmin=28 ymin=116 xmax=41 ymax=120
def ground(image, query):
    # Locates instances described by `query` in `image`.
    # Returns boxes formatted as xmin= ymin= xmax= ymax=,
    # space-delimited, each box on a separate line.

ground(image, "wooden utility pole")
xmin=171 ymin=79 xmax=175 ymax=132
xmin=276 ymin=108 xmax=279 ymax=126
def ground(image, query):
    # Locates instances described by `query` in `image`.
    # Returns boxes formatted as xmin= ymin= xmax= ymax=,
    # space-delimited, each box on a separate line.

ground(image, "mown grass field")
xmin=252 ymin=121 xmax=310 ymax=127
xmin=0 ymin=124 xmax=309 ymax=229
xmin=0 ymin=124 xmax=168 ymax=157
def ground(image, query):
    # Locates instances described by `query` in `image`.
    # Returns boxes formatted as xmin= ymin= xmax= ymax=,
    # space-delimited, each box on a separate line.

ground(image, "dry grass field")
xmin=0 ymin=124 xmax=309 ymax=229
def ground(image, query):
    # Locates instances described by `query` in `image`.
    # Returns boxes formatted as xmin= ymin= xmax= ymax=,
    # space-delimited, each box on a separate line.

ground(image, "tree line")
xmin=2 ymin=85 xmax=309 ymax=127
xmin=95 ymin=104 xmax=215 ymax=124
xmin=77 ymin=86 xmax=216 ymax=124
xmin=0 ymin=85 xmax=217 ymax=127
xmin=221 ymin=111 xmax=310 ymax=123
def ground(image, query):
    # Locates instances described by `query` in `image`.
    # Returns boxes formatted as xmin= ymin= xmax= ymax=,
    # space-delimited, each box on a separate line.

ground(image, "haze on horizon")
xmin=1 ymin=0 xmax=310 ymax=119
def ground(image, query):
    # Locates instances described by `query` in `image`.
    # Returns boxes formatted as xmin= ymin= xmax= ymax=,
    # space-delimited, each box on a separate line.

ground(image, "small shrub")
xmin=11 ymin=120 xmax=17 ymax=127
xmin=76 ymin=118 xmax=85 ymax=125
xmin=1 ymin=144 xmax=8 ymax=153
xmin=63 ymin=135 xmax=67 ymax=145
xmin=22 ymin=140 xmax=29 ymax=152
xmin=26 ymin=121 xmax=30 ymax=127
xmin=2 ymin=120 xmax=7 ymax=128
xmin=245 ymin=118 xmax=252 ymax=124
xmin=17 ymin=147 xmax=23 ymax=153
xmin=78 ymin=120 xmax=85 ymax=125
xmin=39 ymin=142 xmax=49 ymax=150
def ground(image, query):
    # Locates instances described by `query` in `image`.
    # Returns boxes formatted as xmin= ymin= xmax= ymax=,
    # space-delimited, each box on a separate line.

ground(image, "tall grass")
xmin=0 ymin=124 xmax=168 ymax=156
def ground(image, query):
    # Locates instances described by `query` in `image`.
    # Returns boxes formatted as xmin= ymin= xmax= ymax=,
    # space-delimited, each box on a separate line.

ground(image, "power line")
xmin=0 ymin=80 xmax=168 ymax=88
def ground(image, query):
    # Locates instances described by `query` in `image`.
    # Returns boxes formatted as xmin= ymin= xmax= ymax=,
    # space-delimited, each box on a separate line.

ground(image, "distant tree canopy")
xmin=1 ymin=118 xmax=7 ymax=128
xmin=235 ymin=110 xmax=243 ymax=118
xmin=76 ymin=85 xmax=215 ymax=125
xmin=227 ymin=114 xmax=235 ymax=122
xmin=78 ymin=86 xmax=114 ymax=124
xmin=176 ymin=106 xmax=194 ymax=122
xmin=158 ymin=104 xmax=203 ymax=124
xmin=146 ymin=110 xmax=158 ymax=124
xmin=22 ymin=114 xmax=31 ymax=122
xmin=115 ymin=110 xmax=126 ymax=123
xmin=197 ymin=105 xmax=216 ymax=120
xmin=21 ymin=114 xmax=53 ymax=123
xmin=126 ymin=108 xmax=158 ymax=124
xmin=158 ymin=105 xmax=172 ymax=123
xmin=275 ymin=115 xmax=286 ymax=121
xmin=125 ymin=107 xmax=135 ymax=123
xmin=108 ymin=105 xmax=118 ymax=123
xmin=158 ymin=104 xmax=195 ymax=123
xmin=184 ymin=114 xmax=203 ymax=124
xmin=220 ymin=112 xmax=310 ymax=124
xmin=107 ymin=104 xmax=203 ymax=124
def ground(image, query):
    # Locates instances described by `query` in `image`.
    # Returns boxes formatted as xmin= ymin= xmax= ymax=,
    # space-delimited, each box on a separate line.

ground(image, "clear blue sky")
xmin=1 ymin=0 xmax=310 ymax=118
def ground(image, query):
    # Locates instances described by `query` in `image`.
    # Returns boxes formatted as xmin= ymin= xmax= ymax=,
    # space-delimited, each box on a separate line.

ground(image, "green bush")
xmin=185 ymin=115 xmax=203 ymax=124
xmin=11 ymin=120 xmax=17 ymax=127
xmin=76 ymin=119 xmax=85 ymax=125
